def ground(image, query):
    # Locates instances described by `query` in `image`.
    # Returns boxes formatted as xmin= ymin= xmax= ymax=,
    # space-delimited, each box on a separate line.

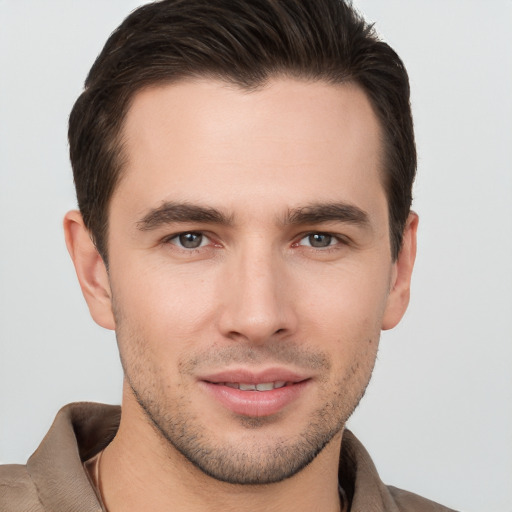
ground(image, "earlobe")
xmin=63 ymin=210 xmax=116 ymax=330
xmin=381 ymin=212 xmax=419 ymax=331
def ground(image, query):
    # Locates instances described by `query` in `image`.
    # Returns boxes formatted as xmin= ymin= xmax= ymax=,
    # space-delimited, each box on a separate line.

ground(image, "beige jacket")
xmin=0 ymin=402 xmax=458 ymax=512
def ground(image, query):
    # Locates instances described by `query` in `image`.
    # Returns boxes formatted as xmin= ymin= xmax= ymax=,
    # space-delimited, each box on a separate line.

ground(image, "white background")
xmin=1 ymin=1 xmax=511 ymax=511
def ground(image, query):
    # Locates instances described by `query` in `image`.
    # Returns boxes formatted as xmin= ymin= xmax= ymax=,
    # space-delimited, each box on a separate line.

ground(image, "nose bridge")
xmin=219 ymin=237 xmax=295 ymax=343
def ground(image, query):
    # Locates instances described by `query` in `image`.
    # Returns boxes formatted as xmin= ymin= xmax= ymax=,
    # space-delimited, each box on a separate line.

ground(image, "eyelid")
xmin=294 ymin=231 xmax=349 ymax=249
xmin=162 ymin=231 xmax=215 ymax=249
xmin=159 ymin=229 xmax=349 ymax=251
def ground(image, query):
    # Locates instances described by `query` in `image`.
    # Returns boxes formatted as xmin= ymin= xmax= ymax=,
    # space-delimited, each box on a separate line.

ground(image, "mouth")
xmin=212 ymin=381 xmax=292 ymax=391
xmin=199 ymin=369 xmax=311 ymax=417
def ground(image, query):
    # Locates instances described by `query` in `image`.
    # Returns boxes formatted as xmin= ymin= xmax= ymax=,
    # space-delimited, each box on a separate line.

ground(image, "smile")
xmin=215 ymin=381 xmax=289 ymax=391
xmin=201 ymin=375 xmax=310 ymax=417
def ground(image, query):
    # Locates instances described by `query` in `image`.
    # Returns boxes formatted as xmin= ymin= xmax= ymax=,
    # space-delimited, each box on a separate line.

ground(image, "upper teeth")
xmin=223 ymin=381 xmax=287 ymax=391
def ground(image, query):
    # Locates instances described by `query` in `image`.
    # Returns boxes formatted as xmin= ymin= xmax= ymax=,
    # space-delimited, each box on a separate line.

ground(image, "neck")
xmin=99 ymin=390 xmax=344 ymax=512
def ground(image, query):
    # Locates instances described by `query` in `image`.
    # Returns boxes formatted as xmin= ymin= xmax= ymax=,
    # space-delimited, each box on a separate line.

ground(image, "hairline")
xmin=97 ymin=73 xmax=399 ymax=263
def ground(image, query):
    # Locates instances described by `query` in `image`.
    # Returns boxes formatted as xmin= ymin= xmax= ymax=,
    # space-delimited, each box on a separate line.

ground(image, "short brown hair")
xmin=69 ymin=0 xmax=416 ymax=261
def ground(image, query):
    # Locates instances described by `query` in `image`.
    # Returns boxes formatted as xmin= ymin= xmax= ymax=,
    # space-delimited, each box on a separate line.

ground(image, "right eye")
xmin=167 ymin=232 xmax=209 ymax=249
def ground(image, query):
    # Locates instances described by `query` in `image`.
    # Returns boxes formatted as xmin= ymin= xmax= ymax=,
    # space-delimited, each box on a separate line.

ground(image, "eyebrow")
xmin=286 ymin=202 xmax=370 ymax=227
xmin=137 ymin=202 xmax=232 ymax=231
xmin=136 ymin=200 xmax=370 ymax=232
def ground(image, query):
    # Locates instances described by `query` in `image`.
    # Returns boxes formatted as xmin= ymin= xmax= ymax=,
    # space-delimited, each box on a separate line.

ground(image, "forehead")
xmin=114 ymin=78 xmax=385 ymax=222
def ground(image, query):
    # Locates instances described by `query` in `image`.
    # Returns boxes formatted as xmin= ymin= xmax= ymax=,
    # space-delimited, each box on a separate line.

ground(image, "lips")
xmin=199 ymin=369 xmax=310 ymax=417
xmin=201 ymin=368 xmax=307 ymax=385
xmin=220 ymin=381 xmax=288 ymax=391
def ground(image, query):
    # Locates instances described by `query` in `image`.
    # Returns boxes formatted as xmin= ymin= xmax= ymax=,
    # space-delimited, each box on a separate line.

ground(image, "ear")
xmin=381 ymin=212 xmax=419 ymax=330
xmin=63 ymin=210 xmax=116 ymax=330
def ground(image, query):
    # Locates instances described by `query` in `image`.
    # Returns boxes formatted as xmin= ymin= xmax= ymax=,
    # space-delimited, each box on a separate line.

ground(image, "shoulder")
xmin=0 ymin=402 xmax=119 ymax=512
xmin=0 ymin=464 xmax=44 ymax=511
xmin=340 ymin=430 xmax=460 ymax=512
xmin=388 ymin=485 xmax=460 ymax=512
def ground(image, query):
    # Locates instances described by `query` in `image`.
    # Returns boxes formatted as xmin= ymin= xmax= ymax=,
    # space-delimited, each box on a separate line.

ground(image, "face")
xmin=72 ymin=78 xmax=415 ymax=484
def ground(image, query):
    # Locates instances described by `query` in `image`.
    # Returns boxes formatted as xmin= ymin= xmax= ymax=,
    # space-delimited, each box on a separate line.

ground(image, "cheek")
xmin=110 ymin=261 xmax=226 ymax=385
xmin=296 ymin=262 xmax=391 ymax=328
xmin=295 ymin=264 xmax=388 ymax=370
xmin=113 ymin=261 xmax=218 ymax=331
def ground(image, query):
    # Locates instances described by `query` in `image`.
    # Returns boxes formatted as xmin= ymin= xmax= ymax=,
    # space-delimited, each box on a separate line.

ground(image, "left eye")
xmin=169 ymin=232 xmax=209 ymax=249
xmin=298 ymin=233 xmax=338 ymax=248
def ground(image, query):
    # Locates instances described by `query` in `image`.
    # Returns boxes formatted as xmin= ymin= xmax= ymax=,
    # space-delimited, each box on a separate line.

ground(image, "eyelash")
xmin=293 ymin=232 xmax=346 ymax=250
xmin=162 ymin=231 xmax=348 ymax=252
xmin=162 ymin=232 xmax=215 ymax=251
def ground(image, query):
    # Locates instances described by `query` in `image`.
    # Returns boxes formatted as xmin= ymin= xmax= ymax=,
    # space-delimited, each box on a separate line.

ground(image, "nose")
xmin=217 ymin=244 xmax=297 ymax=344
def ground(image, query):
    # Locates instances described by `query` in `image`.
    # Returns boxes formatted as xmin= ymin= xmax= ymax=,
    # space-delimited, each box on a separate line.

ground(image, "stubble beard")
xmin=116 ymin=318 xmax=378 ymax=485
xmin=127 ymin=380 xmax=348 ymax=485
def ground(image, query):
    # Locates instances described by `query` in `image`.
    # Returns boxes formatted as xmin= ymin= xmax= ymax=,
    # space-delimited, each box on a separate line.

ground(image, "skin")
xmin=64 ymin=78 xmax=417 ymax=512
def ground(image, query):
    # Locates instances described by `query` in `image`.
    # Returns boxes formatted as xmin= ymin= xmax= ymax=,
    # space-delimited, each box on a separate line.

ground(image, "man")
xmin=0 ymin=1 xmax=457 ymax=510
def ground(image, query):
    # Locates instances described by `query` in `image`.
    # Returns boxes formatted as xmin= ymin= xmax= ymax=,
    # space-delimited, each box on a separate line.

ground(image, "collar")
xmin=26 ymin=402 xmax=404 ymax=512
xmin=27 ymin=402 xmax=119 ymax=512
